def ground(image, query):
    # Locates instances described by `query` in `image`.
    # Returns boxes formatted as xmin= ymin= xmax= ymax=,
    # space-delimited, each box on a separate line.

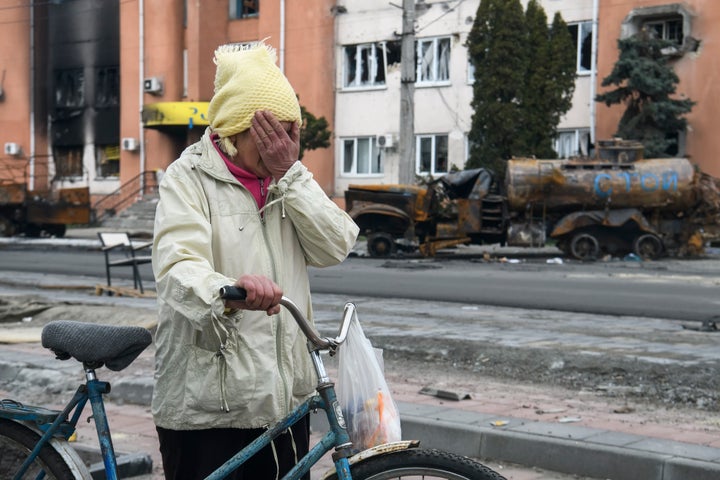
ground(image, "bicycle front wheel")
xmin=331 ymin=448 xmax=507 ymax=480
xmin=0 ymin=418 xmax=83 ymax=480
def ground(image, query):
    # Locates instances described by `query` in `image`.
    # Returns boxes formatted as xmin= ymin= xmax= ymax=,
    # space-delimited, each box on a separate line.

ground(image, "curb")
xmin=306 ymin=393 xmax=720 ymax=480
xmin=72 ymin=445 xmax=153 ymax=480
xmin=398 ymin=403 xmax=720 ymax=480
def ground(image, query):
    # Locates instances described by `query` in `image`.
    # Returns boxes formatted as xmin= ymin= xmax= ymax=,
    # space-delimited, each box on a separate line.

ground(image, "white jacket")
xmin=151 ymin=129 xmax=359 ymax=430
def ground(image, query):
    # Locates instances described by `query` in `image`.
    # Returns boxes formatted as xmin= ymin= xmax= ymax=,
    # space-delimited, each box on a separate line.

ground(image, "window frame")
xmin=567 ymin=21 xmax=593 ymax=76
xmin=95 ymin=66 xmax=119 ymax=108
xmin=620 ymin=5 xmax=693 ymax=56
xmin=644 ymin=17 xmax=684 ymax=44
xmin=54 ymin=68 xmax=85 ymax=109
xmin=415 ymin=134 xmax=449 ymax=176
xmin=229 ymin=0 xmax=258 ymax=20
xmin=53 ymin=146 xmax=85 ymax=179
xmin=341 ymin=137 xmax=383 ymax=177
xmin=95 ymin=144 xmax=120 ymax=179
xmin=416 ymin=36 xmax=451 ymax=86
xmin=342 ymin=42 xmax=388 ymax=90
xmin=555 ymin=129 xmax=591 ymax=159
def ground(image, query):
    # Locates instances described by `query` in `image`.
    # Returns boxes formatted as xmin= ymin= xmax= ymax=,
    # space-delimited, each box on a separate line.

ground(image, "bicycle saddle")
xmin=41 ymin=320 xmax=153 ymax=371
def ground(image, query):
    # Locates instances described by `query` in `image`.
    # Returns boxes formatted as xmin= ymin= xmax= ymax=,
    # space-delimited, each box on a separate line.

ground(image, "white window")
xmin=467 ymin=58 xmax=475 ymax=84
xmin=342 ymin=137 xmax=383 ymax=175
xmin=416 ymin=135 xmax=448 ymax=175
xmin=417 ymin=37 xmax=450 ymax=85
xmin=568 ymin=21 xmax=593 ymax=74
xmin=555 ymin=129 xmax=590 ymax=159
xmin=343 ymin=43 xmax=387 ymax=89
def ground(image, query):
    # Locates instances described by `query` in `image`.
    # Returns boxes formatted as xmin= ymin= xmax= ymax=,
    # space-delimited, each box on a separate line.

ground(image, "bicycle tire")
xmin=327 ymin=448 xmax=507 ymax=480
xmin=0 ymin=418 xmax=78 ymax=480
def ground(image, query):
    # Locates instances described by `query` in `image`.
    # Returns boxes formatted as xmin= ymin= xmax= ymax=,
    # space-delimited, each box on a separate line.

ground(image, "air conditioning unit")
xmin=143 ymin=77 xmax=163 ymax=95
xmin=4 ymin=142 xmax=21 ymax=156
xmin=376 ymin=134 xmax=394 ymax=149
xmin=121 ymin=137 xmax=139 ymax=152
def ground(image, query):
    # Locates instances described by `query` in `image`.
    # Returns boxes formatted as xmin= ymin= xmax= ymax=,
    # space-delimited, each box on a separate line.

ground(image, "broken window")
xmin=53 ymin=146 xmax=84 ymax=178
xmin=416 ymin=134 xmax=448 ymax=175
xmin=645 ymin=17 xmax=683 ymax=44
xmin=342 ymin=137 xmax=383 ymax=175
xmin=621 ymin=5 xmax=694 ymax=56
xmin=555 ymin=129 xmax=591 ymax=159
xmin=95 ymin=67 xmax=119 ymax=108
xmin=385 ymin=41 xmax=402 ymax=66
xmin=343 ymin=42 xmax=388 ymax=89
xmin=230 ymin=0 xmax=258 ymax=19
xmin=568 ymin=21 xmax=593 ymax=74
xmin=96 ymin=145 xmax=120 ymax=178
xmin=417 ymin=37 xmax=450 ymax=85
xmin=54 ymin=69 xmax=85 ymax=109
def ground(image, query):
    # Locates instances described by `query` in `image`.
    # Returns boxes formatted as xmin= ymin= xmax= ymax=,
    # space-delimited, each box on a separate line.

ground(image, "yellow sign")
xmin=142 ymin=102 xmax=209 ymax=128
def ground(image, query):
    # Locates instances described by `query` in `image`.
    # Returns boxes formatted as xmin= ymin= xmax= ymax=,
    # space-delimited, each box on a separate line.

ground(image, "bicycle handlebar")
xmin=219 ymin=286 xmax=355 ymax=352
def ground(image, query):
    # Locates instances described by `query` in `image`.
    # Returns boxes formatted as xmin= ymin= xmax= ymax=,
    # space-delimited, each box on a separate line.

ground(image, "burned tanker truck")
xmin=345 ymin=140 xmax=720 ymax=260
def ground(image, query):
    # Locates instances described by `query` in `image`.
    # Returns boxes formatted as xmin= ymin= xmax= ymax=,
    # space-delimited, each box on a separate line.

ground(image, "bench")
xmin=97 ymin=232 xmax=153 ymax=294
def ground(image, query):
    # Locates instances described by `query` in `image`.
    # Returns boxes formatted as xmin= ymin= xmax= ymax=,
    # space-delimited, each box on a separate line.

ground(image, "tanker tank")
xmin=505 ymin=156 xmax=697 ymax=213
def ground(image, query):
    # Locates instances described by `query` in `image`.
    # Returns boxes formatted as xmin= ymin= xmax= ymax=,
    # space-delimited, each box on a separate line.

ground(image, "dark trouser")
xmin=156 ymin=416 xmax=310 ymax=480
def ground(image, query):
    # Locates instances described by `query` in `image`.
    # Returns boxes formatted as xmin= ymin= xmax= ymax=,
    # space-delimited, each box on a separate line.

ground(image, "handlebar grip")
xmin=219 ymin=285 xmax=247 ymax=301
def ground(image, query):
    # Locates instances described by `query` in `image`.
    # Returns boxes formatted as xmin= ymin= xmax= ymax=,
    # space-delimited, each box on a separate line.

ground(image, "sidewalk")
xmin=1 ymin=337 xmax=719 ymax=480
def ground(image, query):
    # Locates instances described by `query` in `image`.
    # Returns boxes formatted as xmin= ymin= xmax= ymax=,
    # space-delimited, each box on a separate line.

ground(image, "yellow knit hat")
xmin=208 ymin=41 xmax=302 ymax=156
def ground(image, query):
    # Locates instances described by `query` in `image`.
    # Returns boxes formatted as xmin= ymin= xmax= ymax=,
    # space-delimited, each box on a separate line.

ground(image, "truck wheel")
xmin=24 ymin=223 xmax=42 ymax=238
xmin=0 ymin=218 xmax=14 ymax=237
xmin=367 ymin=232 xmax=396 ymax=257
xmin=570 ymin=233 xmax=600 ymax=261
xmin=45 ymin=224 xmax=67 ymax=238
xmin=634 ymin=234 xmax=662 ymax=260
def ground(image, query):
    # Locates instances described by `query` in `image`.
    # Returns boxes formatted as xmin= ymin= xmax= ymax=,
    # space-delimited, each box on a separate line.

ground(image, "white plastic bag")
xmin=336 ymin=313 xmax=401 ymax=451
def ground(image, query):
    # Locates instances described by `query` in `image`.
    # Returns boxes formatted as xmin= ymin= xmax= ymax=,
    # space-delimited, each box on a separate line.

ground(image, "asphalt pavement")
xmin=0 ymin=228 xmax=719 ymax=480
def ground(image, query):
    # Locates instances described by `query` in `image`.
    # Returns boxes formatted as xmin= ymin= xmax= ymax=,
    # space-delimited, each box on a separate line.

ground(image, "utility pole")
xmin=398 ymin=0 xmax=416 ymax=185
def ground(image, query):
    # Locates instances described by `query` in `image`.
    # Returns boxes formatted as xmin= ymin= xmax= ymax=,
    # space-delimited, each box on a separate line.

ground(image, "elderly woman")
xmin=151 ymin=41 xmax=359 ymax=480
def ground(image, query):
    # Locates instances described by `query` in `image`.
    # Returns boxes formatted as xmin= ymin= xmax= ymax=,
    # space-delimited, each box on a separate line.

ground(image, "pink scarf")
xmin=211 ymin=134 xmax=269 ymax=210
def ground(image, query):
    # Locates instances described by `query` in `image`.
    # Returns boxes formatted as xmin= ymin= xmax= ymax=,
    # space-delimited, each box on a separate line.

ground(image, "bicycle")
xmin=0 ymin=286 xmax=507 ymax=480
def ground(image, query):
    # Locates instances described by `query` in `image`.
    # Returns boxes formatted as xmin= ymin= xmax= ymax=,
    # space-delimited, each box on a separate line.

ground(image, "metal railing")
xmin=91 ymin=170 xmax=159 ymax=225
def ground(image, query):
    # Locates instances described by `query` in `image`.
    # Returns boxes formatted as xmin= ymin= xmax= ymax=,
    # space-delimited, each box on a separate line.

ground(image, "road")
xmin=2 ymin=247 xmax=719 ymax=323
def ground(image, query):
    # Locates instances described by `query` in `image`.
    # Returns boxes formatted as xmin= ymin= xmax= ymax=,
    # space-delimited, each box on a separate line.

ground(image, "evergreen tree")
xmin=520 ymin=0 xmax=550 ymax=157
xmin=596 ymin=30 xmax=694 ymax=157
xmin=466 ymin=0 xmax=576 ymax=174
xmin=543 ymin=13 xmax=577 ymax=154
xmin=466 ymin=0 xmax=527 ymax=177
xmin=298 ymin=104 xmax=331 ymax=160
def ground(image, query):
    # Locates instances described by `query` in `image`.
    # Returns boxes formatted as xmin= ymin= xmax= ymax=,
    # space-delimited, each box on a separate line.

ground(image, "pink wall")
xmin=597 ymin=0 xmax=720 ymax=177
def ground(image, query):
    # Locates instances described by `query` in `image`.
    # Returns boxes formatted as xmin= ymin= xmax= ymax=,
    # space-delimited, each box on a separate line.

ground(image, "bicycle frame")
xmin=0 ymin=366 xmax=120 ymax=480
xmin=2 ymin=352 xmax=354 ymax=480
xmin=206 ymin=349 xmax=353 ymax=480
xmin=1 ymin=295 xmax=360 ymax=480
